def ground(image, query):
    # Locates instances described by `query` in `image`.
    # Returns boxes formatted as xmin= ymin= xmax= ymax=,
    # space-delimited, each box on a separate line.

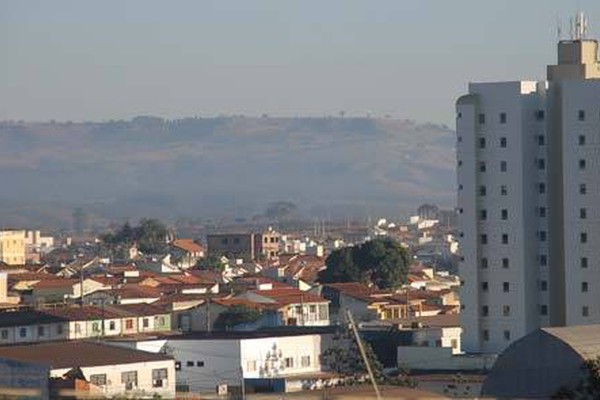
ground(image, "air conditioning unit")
xmin=216 ymin=383 xmax=228 ymax=395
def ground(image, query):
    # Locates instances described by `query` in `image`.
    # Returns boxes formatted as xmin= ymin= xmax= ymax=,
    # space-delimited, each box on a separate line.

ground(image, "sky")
xmin=1 ymin=0 xmax=599 ymax=125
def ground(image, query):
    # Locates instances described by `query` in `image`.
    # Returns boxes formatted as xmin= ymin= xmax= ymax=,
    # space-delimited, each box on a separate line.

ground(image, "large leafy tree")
xmin=318 ymin=238 xmax=410 ymax=289
xmin=101 ymin=218 xmax=169 ymax=254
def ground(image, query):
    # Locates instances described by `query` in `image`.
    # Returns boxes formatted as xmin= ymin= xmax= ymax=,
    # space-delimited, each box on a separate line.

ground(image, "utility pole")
xmin=239 ymin=366 xmax=246 ymax=400
xmin=206 ymin=296 xmax=211 ymax=333
xmin=346 ymin=310 xmax=382 ymax=400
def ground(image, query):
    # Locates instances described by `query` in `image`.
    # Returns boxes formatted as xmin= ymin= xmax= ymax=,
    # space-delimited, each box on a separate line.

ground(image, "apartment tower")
xmin=457 ymin=13 xmax=600 ymax=353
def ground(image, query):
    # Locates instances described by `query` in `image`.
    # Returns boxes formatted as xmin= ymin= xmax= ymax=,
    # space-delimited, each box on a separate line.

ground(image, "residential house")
xmin=207 ymin=227 xmax=280 ymax=261
xmin=170 ymin=239 xmax=205 ymax=268
xmin=0 ymin=341 xmax=175 ymax=399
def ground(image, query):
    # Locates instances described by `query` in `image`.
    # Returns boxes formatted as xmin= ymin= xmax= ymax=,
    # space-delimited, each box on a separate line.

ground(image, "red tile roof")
xmin=171 ymin=239 xmax=204 ymax=254
xmin=252 ymin=287 xmax=328 ymax=307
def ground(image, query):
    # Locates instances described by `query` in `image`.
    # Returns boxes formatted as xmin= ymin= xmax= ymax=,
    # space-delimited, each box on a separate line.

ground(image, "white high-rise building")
xmin=457 ymin=14 xmax=600 ymax=353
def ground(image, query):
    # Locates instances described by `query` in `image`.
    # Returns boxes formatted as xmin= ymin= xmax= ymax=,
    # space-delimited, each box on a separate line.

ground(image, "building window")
xmin=478 ymin=113 xmax=486 ymax=124
xmin=1 ymin=329 xmax=8 ymax=340
xmin=503 ymin=282 xmax=510 ymax=292
xmin=90 ymin=374 xmax=107 ymax=387
xmin=500 ymin=137 xmax=507 ymax=147
xmin=285 ymin=357 xmax=294 ymax=368
xmin=301 ymin=356 xmax=311 ymax=367
xmin=502 ymin=234 xmax=508 ymax=244
xmin=579 ymin=135 xmax=586 ymax=145
xmin=74 ymin=323 xmax=81 ymax=334
xmin=479 ymin=185 xmax=487 ymax=196
xmin=538 ymin=134 xmax=545 ymax=145
xmin=580 ymin=183 xmax=587 ymax=194
xmin=233 ymin=237 xmax=240 ymax=244
xmin=143 ymin=318 xmax=149 ymax=328
xmin=458 ymin=184 xmax=463 ymax=190
xmin=246 ymin=360 xmax=257 ymax=372
xmin=152 ymin=368 xmax=168 ymax=388
xmin=121 ymin=371 xmax=138 ymax=391
xmin=539 ymin=231 xmax=547 ymax=242
xmin=109 ymin=321 xmax=115 ymax=330
xmin=482 ymin=306 xmax=489 ymax=316
xmin=578 ymin=110 xmax=585 ymax=121
xmin=221 ymin=238 xmax=228 ymax=245
xmin=500 ymin=161 xmax=507 ymax=172
xmin=481 ymin=258 xmax=488 ymax=269
xmin=501 ymin=209 xmax=508 ymax=220
xmin=125 ymin=319 xmax=134 ymax=330
xmin=196 ymin=361 xmax=204 ymax=367
xmin=482 ymin=282 xmax=489 ymax=292
xmin=540 ymin=280 xmax=548 ymax=291
xmin=458 ymin=160 xmax=462 ymax=167
xmin=581 ymin=232 xmax=588 ymax=244
xmin=580 ymin=208 xmax=587 ymax=219
xmin=500 ymin=112 xmax=507 ymax=124
xmin=538 ymin=158 xmax=546 ymax=170
xmin=186 ymin=361 xmax=194 ymax=367
xmin=502 ymin=258 xmax=510 ymax=269
xmin=535 ymin=110 xmax=545 ymax=121
xmin=92 ymin=322 xmax=100 ymax=333
xmin=539 ymin=207 xmax=546 ymax=217
xmin=481 ymin=234 xmax=488 ymax=245
xmin=583 ymin=306 xmax=589 ymax=317
xmin=479 ymin=161 xmax=486 ymax=172
xmin=479 ymin=138 xmax=486 ymax=149
xmin=579 ymin=159 xmax=586 ymax=170
xmin=539 ymin=182 xmax=546 ymax=194
xmin=540 ymin=254 xmax=547 ymax=266
xmin=540 ymin=305 xmax=548 ymax=316
xmin=479 ymin=209 xmax=487 ymax=220
xmin=582 ymin=282 xmax=589 ymax=293
xmin=19 ymin=328 xmax=26 ymax=338
xmin=504 ymin=330 xmax=511 ymax=341
xmin=581 ymin=257 xmax=588 ymax=268
xmin=37 ymin=326 xmax=45 ymax=337
xmin=57 ymin=324 xmax=63 ymax=335
xmin=483 ymin=330 xmax=490 ymax=341
xmin=175 ymin=362 xmax=181 ymax=371
xmin=503 ymin=305 xmax=511 ymax=316
xmin=458 ymin=136 xmax=462 ymax=142
xmin=500 ymin=185 xmax=507 ymax=196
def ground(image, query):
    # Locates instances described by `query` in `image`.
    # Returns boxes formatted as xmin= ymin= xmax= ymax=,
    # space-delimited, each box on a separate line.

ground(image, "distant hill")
xmin=0 ymin=116 xmax=456 ymax=229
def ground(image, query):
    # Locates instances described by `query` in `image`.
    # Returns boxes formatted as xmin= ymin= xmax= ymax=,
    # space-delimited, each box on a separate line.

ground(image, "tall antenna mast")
xmin=575 ymin=11 xmax=588 ymax=40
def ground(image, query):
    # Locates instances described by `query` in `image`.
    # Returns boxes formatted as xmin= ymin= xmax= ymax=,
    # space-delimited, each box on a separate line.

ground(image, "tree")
xmin=318 ymin=238 xmax=410 ymax=289
xmin=213 ymin=306 xmax=263 ymax=330
xmin=100 ymin=218 xmax=168 ymax=254
xmin=553 ymin=357 xmax=600 ymax=399
xmin=196 ymin=255 xmax=226 ymax=272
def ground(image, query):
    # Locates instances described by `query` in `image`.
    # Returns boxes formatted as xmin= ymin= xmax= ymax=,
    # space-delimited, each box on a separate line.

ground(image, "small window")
xmin=540 ymin=254 xmax=548 ymax=266
xmin=1 ymin=329 xmax=8 ymax=340
xmin=482 ymin=282 xmax=489 ymax=292
xmin=581 ymin=232 xmax=588 ymax=244
xmin=121 ymin=371 xmax=138 ymax=391
xmin=539 ymin=207 xmax=546 ymax=217
xmin=479 ymin=209 xmax=487 ymax=221
xmin=109 ymin=321 xmax=115 ymax=330
xmin=481 ymin=258 xmax=488 ymax=269
xmin=196 ymin=361 xmax=204 ymax=367
xmin=57 ymin=324 xmax=63 ymax=335
xmin=284 ymin=357 xmax=294 ymax=368
xmin=458 ymin=184 xmax=463 ymax=190
xmin=582 ymin=282 xmax=589 ymax=293
xmin=578 ymin=110 xmax=585 ymax=121
xmin=37 ymin=326 xmax=45 ymax=337
xmin=481 ymin=234 xmax=488 ymax=245
xmin=580 ymin=183 xmax=587 ymax=194
xmin=175 ymin=362 xmax=181 ymax=371
xmin=478 ymin=113 xmax=486 ymax=124
xmin=221 ymin=238 xmax=228 ymax=245
xmin=152 ymin=368 xmax=168 ymax=388
xmin=579 ymin=159 xmax=587 ymax=170
xmin=503 ymin=305 xmax=511 ymax=316
xmin=482 ymin=306 xmax=489 ymax=316
xmin=501 ymin=209 xmax=508 ymax=220
xmin=479 ymin=138 xmax=486 ymax=149
xmin=233 ymin=237 xmax=240 ymax=244
xmin=538 ymin=134 xmax=545 ymax=145
xmin=502 ymin=234 xmax=509 ymax=244
xmin=457 ymin=112 xmax=462 ymax=119
xmin=503 ymin=282 xmax=510 ymax=292
xmin=583 ymin=306 xmax=589 ymax=317
xmin=502 ymin=258 xmax=510 ymax=269
xmin=458 ymin=160 xmax=463 ymax=167
xmin=581 ymin=257 xmax=588 ymax=268
xmin=539 ymin=231 xmax=547 ymax=242
xmin=500 ymin=137 xmax=507 ymax=147
xmin=479 ymin=185 xmax=487 ymax=196
xmin=19 ymin=328 xmax=26 ymax=338
xmin=500 ymin=185 xmax=507 ymax=196
xmin=504 ymin=330 xmax=511 ymax=341
xmin=457 ymin=135 xmax=462 ymax=142
xmin=143 ymin=318 xmax=149 ymax=328
xmin=125 ymin=319 xmax=133 ymax=330
xmin=483 ymin=330 xmax=490 ymax=341
xmin=580 ymin=208 xmax=587 ymax=219
xmin=90 ymin=374 xmax=107 ymax=387
xmin=540 ymin=280 xmax=548 ymax=291
xmin=301 ymin=356 xmax=311 ymax=367
xmin=186 ymin=361 xmax=194 ymax=367
xmin=479 ymin=161 xmax=486 ymax=172
xmin=500 ymin=161 xmax=507 ymax=172
xmin=579 ymin=135 xmax=586 ymax=145
xmin=500 ymin=113 xmax=507 ymax=124
xmin=538 ymin=158 xmax=546 ymax=170
xmin=540 ymin=305 xmax=548 ymax=316
xmin=246 ymin=360 xmax=257 ymax=372
xmin=535 ymin=110 xmax=545 ymax=121
xmin=539 ymin=182 xmax=546 ymax=194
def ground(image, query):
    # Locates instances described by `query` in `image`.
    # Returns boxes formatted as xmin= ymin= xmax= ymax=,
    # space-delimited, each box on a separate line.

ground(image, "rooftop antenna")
xmin=575 ymin=11 xmax=588 ymax=40
xmin=556 ymin=15 xmax=563 ymax=41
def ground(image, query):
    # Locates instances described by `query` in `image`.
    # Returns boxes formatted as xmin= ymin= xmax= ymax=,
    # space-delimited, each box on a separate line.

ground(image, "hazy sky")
xmin=1 ymin=0 xmax=599 ymax=125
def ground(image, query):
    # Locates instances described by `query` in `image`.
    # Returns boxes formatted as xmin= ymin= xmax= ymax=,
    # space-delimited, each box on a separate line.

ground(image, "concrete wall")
xmin=398 ymin=346 xmax=496 ymax=372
